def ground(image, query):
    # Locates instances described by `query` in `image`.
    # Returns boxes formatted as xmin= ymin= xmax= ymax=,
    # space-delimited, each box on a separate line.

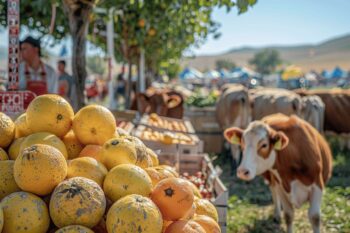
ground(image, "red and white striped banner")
xmin=7 ymin=0 xmax=20 ymax=91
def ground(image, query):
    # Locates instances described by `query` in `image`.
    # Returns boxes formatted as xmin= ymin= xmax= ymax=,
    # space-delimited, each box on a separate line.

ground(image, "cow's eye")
xmin=261 ymin=144 xmax=268 ymax=149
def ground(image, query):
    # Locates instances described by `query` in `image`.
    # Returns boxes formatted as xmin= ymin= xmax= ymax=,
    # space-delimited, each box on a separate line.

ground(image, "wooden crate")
xmin=134 ymin=125 xmax=203 ymax=155
xmin=139 ymin=114 xmax=195 ymax=133
xmin=158 ymin=154 xmax=228 ymax=233
xmin=116 ymin=120 xmax=135 ymax=134
xmin=184 ymin=106 xmax=224 ymax=154
xmin=111 ymin=109 xmax=138 ymax=122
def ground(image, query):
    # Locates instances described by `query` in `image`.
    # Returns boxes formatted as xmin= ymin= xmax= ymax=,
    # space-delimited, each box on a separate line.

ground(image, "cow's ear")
xmin=224 ymin=127 xmax=243 ymax=145
xmin=273 ymin=131 xmax=289 ymax=151
xmin=167 ymin=95 xmax=182 ymax=109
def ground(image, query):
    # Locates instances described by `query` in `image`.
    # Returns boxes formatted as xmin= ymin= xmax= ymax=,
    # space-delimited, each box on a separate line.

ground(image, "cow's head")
xmin=224 ymin=121 xmax=289 ymax=181
xmin=136 ymin=93 xmax=151 ymax=114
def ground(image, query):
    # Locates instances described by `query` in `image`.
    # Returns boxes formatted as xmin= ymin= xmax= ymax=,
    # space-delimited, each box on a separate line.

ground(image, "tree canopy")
xmin=216 ymin=59 xmax=236 ymax=70
xmin=249 ymin=49 xmax=282 ymax=75
xmin=1 ymin=0 xmax=257 ymax=66
xmin=0 ymin=0 xmax=257 ymax=107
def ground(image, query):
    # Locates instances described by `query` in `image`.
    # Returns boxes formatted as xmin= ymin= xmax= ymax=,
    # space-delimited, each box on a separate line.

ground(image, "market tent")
xmin=281 ymin=65 xmax=303 ymax=80
xmin=230 ymin=67 xmax=256 ymax=79
xmin=203 ymin=70 xmax=221 ymax=79
xmin=219 ymin=68 xmax=230 ymax=78
xmin=321 ymin=70 xmax=331 ymax=79
xmin=179 ymin=67 xmax=204 ymax=80
xmin=331 ymin=66 xmax=347 ymax=79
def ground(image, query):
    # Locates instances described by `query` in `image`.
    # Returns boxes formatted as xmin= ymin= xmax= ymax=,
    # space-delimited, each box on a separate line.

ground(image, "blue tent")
xmin=230 ymin=67 xmax=256 ymax=80
xmin=321 ymin=70 xmax=331 ymax=79
xmin=219 ymin=69 xmax=230 ymax=78
xmin=179 ymin=67 xmax=203 ymax=80
xmin=204 ymin=70 xmax=221 ymax=79
xmin=331 ymin=67 xmax=347 ymax=79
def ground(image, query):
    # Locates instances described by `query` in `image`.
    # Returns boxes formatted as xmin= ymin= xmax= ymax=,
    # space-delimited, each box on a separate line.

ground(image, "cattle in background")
xmin=216 ymin=84 xmax=251 ymax=162
xmin=301 ymin=95 xmax=325 ymax=132
xmin=224 ymin=114 xmax=332 ymax=233
xmin=295 ymin=89 xmax=350 ymax=134
xmin=249 ymin=88 xmax=302 ymax=121
xmin=131 ymin=89 xmax=184 ymax=119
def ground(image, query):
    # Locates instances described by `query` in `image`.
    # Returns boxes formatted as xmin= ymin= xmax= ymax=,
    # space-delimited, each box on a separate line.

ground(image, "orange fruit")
xmin=8 ymin=137 xmax=25 ymax=160
xmin=194 ymin=198 xmax=219 ymax=222
xmin=63 ymin=130 xmax=84 ymax=159
xmin=101 ymin=138 xmax=137 ymax=170
xmin=0 ymin=112 xmax=15 ymax=148
xmin=0 ymin=161 xmax=21 ymax=200
xmin=79 ymin=145 xmax=103 ymax=162
xmin=138 ymin=19 xmax=146 ymax=28
xmin=145 ymin=167 xmax=175 ymax=187
xmin=14 ymin=113 xmax=31 ymax=138
xmin=193 ymin=215 xmax=221 ymax=233
xmin=165 ymin=220 xmax=205 ymax=233
xmin=67 ymin=157 xmax=108 ymax=187
xmin=0 ymin=148 xmax=9 ymax=161
xmin=103 ymin=164 xmax=152 ymax=202
xmin=106 ymin=194 xmax=162 ymax=233
xmin=184 ymin=180 xmax=202 ymax=198
xmin=151 ymin=178 xmax=194 ymax=221
xmin=20 ymin=132 xmax=68 ymax=159
xmin=26 ymin=94 xmax=74 ymax=137
xmin=14 ymin=144 xmax=67 ymax=196
xmin=146 ymin=148 xmax=159 ymax=166
xmin=72 ymin=105 xmax=116 ymax=145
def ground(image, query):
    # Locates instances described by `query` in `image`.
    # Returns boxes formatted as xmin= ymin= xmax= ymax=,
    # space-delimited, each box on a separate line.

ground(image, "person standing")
xmin=57 ymin=61 xmax=72 ymax=97
xmin=18 ymin=36 xmax=58 ymax=95
xmin=57 ymin=60 xmax=78 ymax=110
xmin=114 ymin=73 xmax=126 ymax=98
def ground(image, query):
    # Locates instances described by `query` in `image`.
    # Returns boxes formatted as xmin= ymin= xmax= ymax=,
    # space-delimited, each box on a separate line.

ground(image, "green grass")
xmin=212 ymin=142 xmax=350 ymax=233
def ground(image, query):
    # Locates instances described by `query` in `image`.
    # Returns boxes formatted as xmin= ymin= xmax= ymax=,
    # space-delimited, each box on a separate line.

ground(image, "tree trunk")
xmin=62 ymin=0 xmax=94 ymax=109
xmin=125 ymin=60 xmax=133 ymax=109
xmin=136 ymin=63 xmax=140 ymax=93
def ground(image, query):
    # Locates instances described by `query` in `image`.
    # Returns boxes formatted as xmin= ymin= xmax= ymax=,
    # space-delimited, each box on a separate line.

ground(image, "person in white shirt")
xmin=18 ymin=36 xmax=58 ymax=95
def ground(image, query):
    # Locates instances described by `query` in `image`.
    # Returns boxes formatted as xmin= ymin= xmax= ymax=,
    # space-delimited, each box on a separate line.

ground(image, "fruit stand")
xmin=1 ymin=4 xmax=227 ymax=231
xmin=0 ymin=95 xmax=228 ymax=233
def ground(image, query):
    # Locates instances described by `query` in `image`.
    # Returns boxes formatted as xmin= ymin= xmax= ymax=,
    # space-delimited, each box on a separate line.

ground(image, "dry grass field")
xmin=183 ymin=34 xmax=350 ymax=72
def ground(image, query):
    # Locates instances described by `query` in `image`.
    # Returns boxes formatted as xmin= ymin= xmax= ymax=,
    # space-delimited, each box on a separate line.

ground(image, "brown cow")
xmin=295 ymin=89 xmax=350 ymax=133
xmin=224 ymin=114 xmax=332 ymax=233
xmin=216 ymin=84 xmax=251 ymax=130
xmin=301 ymin=95 xmax=325 ymax=132
xmin=131 ymin=89 xmax=184 ymax=119
xmin=249 ymin=88 xmax=302 ymax=121
xmin=216 ymin=84 xmax=251 ymax=161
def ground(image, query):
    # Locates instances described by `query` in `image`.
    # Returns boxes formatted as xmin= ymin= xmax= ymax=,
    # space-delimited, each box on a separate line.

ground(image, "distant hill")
xmin=182 ymin=33 xmax=350 ymax=72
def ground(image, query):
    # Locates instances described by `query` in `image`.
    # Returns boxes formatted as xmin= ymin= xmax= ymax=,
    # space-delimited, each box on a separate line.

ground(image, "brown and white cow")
xmin=224 ymin=114 xmax=332 ymax=233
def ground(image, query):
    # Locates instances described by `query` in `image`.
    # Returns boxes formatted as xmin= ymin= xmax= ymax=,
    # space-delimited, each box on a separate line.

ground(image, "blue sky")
xmin=193 ymin=0 xmax=350 ymax=55
xmin=1 ymin=0 xmax=350 ymax=56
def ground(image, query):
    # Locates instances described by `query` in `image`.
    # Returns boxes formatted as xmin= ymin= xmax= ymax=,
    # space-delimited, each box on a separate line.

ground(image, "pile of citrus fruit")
xmin=0 ymin=94 xmax=221 ymax=233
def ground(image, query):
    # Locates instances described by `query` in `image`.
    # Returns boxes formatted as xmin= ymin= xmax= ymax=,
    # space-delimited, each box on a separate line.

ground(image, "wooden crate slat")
xmin=134 ymin=126 xmax=203 ymax=155
xmin=139 ymin=114 xmax=196 ymax=133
